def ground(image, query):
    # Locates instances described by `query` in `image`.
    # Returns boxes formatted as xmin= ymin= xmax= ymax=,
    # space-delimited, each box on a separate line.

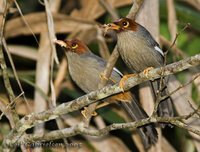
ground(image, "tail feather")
xmin=151 ymin=78 xmax=174 ymax=127
xmin=119 ymin=93 xmax=158 ymax=149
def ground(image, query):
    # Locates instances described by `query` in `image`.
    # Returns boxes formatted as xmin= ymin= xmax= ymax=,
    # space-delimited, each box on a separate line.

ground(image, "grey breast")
xmin=66 ymin=51 xmax=121 ymax=93
xmin=117 ymin=30 xmax=163 ymax=72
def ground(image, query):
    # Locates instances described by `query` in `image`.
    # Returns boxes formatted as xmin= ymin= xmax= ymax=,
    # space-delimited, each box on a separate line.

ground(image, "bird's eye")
xmin=122 ymin=21 xmax=129 ymax=28
xmin=71 ymin=43 xmax=78 ymax=49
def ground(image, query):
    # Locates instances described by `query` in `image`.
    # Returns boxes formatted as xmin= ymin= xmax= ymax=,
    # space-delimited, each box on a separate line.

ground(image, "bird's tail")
xmin=116 ymin=92 xmax=158 ymax=149
xmin=151 ymin=78 xmax=174 ymax=126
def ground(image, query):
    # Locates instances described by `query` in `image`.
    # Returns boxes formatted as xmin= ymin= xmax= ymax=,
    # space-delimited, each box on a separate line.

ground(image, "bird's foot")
xmin=143 ymin=67 xmax=154 ymax=77
xmin=81 ymin=107 xmax=97 ymax=119
xmin=119 ymin=74 xmax=137 ymax=92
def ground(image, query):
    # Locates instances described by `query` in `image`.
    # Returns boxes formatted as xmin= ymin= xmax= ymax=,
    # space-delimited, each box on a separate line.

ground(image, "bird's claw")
xmin=119 ymin=74 xmax=137 ymax=92
xmin=81 ymin=107 xmax=97 ymax=119
xmin=119 ymin=77 xmax=126 ymax=92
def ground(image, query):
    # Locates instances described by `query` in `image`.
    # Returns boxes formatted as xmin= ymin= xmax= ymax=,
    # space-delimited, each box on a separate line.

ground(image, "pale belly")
xmin=119 ymin=47 xmax=162 ymax=72
xmin=67 ymin=53 xmax=121 ymax=93
xmin=117 ymin=34 xmax=163 ymax=72
xmin=69 ymin=63 xmax=101 ymax=93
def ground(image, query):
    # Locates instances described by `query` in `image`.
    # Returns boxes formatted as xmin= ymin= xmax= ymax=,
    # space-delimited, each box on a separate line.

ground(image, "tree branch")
xmin=3 ymin=53 xmax=200 ymax=148
xmin=7 ymin=115 xmax=200 ymax=146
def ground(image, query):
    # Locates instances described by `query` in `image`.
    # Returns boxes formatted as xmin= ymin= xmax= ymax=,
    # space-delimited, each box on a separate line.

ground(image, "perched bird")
xmin=55 ymin=39 xmax=158 ymax=149
xmin=104 ymin=18 xmax=174 ymax=121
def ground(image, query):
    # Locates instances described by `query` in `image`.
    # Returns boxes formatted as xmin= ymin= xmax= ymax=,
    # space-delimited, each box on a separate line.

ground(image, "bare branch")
xmin=160 ymin=74 xmax=200 ymax=102
xmin=127 ymin=0 xmax=144 ymax=19
xmin=2 ymin=53 xmax=200 ymax=149
xmin=167 ymin=0 xmax=177 ymax=42
xmin=99 ymin=0 xmax=119 ymax=20
xmin=0 ymin=0 xmax=19 ymax=126
xmin=160 ymin=35 xmax=187 ymax=58
xmin=9 ymin=115 xmax=200 ymax=146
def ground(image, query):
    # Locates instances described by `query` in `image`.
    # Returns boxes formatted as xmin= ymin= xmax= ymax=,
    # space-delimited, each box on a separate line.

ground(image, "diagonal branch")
xmin=2 ymin=53 xmax=200 ymax=149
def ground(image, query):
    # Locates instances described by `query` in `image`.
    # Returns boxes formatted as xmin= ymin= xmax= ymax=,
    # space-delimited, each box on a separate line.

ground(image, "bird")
xmin=55 ymin=38 xmax=158 ymax=149
xmin=104 ymin=17 xmax=174 ymax=122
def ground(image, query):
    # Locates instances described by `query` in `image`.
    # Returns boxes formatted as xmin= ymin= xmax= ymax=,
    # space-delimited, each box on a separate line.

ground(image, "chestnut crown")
xmin=107 ymin=17 xmax=137 ymax=32
xmin=55 ymin=39 xmax=89 ymax=55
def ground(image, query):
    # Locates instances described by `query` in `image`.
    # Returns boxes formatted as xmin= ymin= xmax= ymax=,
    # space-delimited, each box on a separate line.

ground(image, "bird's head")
xmin=104 ymin=17 xmax=137 ymax=33
xmin=55 ymin=39 xmax=89 ymax=55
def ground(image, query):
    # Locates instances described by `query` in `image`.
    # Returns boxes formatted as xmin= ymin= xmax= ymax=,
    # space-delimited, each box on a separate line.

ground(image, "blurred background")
xmin=0 ymin=0 xmax=200 ymax=151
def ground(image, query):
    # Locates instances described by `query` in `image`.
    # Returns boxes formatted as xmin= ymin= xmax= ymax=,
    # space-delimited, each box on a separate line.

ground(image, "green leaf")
xmin=97 ymin=107 xmax=125 ymax=123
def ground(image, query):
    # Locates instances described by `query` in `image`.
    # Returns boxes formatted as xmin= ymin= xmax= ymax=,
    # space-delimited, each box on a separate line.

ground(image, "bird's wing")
xmin=113 ymin=67 xmax=123 ymax=77
xmin=138 ymin=24 xmax=164 ymax=57
xmin=82 ymin=52 xmax=122 ymax=84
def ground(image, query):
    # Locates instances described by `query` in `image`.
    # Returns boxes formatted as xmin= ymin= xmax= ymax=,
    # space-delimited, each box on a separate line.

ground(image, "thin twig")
xmin=0 ymin=2 xmax=23 ymax=152
xmin=0 ymin=0 xmax=15 ymax=101
xmin=160 ymin=35 xmax=187 ymax=58
xmin=0 ymin=92 xmax=24 ymax=120
xmin=153 ymin=23 xmax=190 ymax=115
xmin=14 ymin=0 xmax=39 ymax=46
xmin=96 ymin=26 xmax=110 ymax=61
xmin=3 ymin=38 xmax=31 ymax=113
xmin=186 ymin=99 xmax=200 ymax=118
xmin=160 ymin=74 xmax=200 ymax=102
xmin=44 ymin=0 xmax=69 ymax=151
xmin=0 ymin=0 xmax=19 ymax=125
xmin=164 ymin=23 xmax=190 ymax=59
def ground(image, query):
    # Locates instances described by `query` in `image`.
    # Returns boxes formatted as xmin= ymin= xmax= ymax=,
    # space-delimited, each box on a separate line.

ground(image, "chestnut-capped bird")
xmin=55 ymin=39 xmax=157 ymax=149
xmin=104 ymin=18 xmax=174 ymax=120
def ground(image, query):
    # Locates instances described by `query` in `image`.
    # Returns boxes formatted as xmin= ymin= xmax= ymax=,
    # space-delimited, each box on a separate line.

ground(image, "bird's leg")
xmin=143 ymin=67 xmax=154 ymax=76
xmin=119 ymin=74 xmax=137 ymax=91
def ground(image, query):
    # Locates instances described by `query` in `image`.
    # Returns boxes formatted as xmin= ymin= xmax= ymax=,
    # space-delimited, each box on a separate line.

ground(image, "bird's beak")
xmin=103 ymin=23 xmax=120 ymax=35
xmin=105 ymin=23 xmax=121 ymax=31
